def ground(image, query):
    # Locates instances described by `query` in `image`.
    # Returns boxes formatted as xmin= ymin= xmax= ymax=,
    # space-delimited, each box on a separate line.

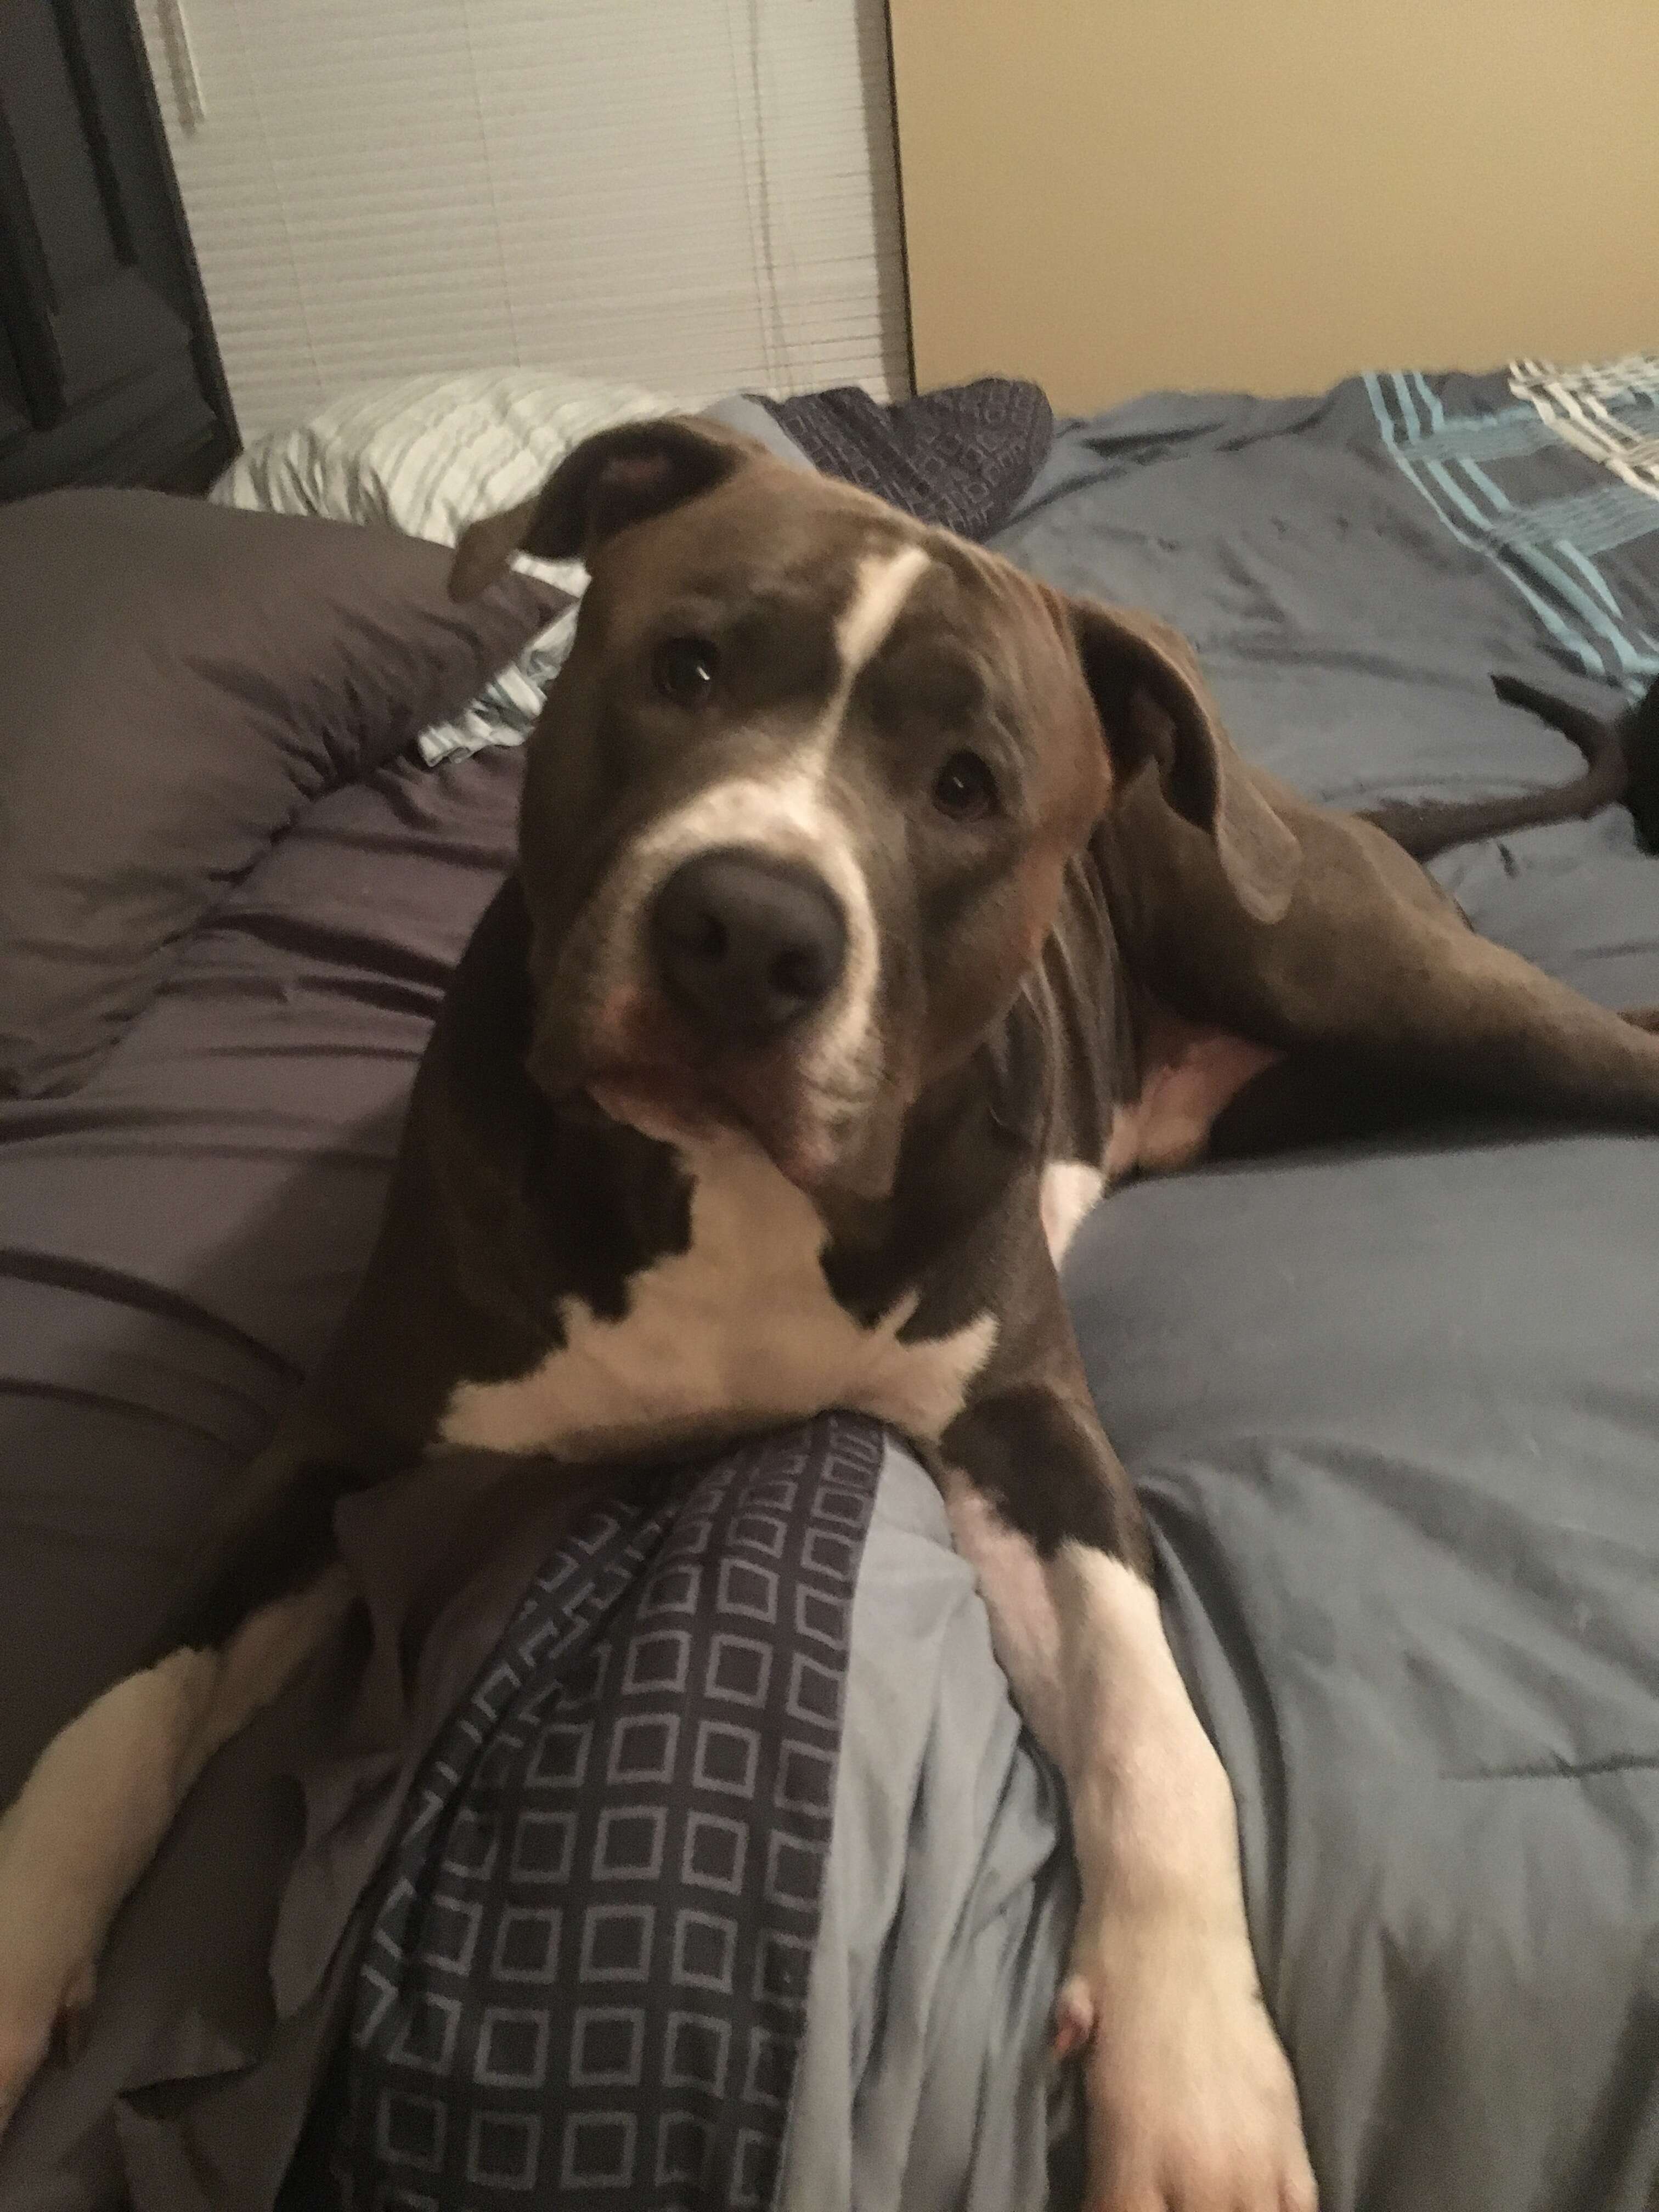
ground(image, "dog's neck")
xmin=451 ymin=850 xmax=1103 ymax=1373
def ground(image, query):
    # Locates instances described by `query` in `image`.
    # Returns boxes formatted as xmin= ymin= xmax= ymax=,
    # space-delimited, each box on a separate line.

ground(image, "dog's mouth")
xmin=584 ymin=1060 xmax=732 ymax=1149
xmin=588 ymin=1052 xmax=847 ymax=1187
xmin=535 ymin=1018 xmax=837 ymax=1189
xmin=528 ymin=962 xmax=878 ymax=1193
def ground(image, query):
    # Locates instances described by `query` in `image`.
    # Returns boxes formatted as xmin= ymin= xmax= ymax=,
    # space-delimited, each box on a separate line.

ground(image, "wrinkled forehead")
xmin=585 ymin=465 xmax=1066 ymax=701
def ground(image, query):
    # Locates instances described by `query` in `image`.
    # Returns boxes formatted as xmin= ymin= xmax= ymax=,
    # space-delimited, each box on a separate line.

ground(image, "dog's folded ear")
xmin=1066 ymin=595 xmax=1301 ymax=924
xmin=448 ymin=416 xmax=759 ymax=602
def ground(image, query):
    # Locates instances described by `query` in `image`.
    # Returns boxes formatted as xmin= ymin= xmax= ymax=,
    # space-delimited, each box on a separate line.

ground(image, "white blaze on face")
xmin=832 ymin=543 xmax=933 ymax=697
xmin=586 ymin=540 xmax=936 ymax=1142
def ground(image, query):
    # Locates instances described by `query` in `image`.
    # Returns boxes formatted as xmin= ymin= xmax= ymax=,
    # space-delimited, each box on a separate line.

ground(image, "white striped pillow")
xmin=213 ymin=370 xmax=681 ymax=761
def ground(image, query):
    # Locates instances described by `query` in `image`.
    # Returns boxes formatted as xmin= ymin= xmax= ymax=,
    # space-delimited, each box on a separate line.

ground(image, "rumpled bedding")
xmin=749 ymin=376 xmax=1054 ymax=542
xmin=3 ymin=354 xmax=1658 ymax=2211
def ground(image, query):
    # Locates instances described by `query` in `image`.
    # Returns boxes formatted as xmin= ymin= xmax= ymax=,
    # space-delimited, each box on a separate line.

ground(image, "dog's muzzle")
xmin=649 ymin=847 xmax=848 ymax=1047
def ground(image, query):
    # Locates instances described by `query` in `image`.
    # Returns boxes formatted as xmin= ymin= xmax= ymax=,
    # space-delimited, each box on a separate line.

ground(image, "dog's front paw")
xmin=0 ymin=1951 xmax=94 ymax=2141
xmin=0 ymin=1816 xmax=99 ymax=2140
xmin=1058 ymin=1908 xmax=1316 ymax=2212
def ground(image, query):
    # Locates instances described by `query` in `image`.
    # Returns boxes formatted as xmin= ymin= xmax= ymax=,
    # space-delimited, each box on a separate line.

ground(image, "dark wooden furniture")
xmin=0 ymin=0 xmax=238 ymax=501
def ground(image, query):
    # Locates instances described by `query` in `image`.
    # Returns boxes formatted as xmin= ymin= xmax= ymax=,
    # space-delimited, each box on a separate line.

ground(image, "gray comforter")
xmin=987 ymin=366 xmax=1659 ymax=2210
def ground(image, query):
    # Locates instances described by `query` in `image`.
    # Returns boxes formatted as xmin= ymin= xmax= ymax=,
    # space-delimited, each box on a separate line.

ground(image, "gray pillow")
xmin=0 ymin=490 xmax=564 ymax=1098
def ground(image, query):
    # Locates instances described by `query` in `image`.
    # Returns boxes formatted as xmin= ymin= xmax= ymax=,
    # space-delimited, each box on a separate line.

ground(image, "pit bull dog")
xmin=5 ymin=416 xmax=1659 ymax=2212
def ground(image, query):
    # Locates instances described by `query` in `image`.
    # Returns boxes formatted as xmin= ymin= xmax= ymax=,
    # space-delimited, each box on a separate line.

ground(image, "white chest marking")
xmin=1040 ymin=1159 xmax=1107 ymax=1267
xmin=439 ymin=1130 xmax=998 ymax=1460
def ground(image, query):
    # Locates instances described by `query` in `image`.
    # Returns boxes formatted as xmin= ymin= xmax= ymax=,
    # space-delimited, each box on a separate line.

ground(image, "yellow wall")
xmin=889 ymin=0 xmax=1659 ymax=409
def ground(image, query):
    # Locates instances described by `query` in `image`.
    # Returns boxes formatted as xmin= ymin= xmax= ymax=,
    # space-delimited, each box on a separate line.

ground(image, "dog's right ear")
xmin=448 ymin=416 xmax=758 ymax=601
xmin=1065 ymin=594 xmax=1302 ymax=924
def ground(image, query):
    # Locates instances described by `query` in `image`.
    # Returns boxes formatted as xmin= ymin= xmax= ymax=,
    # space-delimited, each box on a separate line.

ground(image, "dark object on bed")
xmin=295 ymin=1415 xmax=880 ymax=2212
xmin=750 ymin=375 xmax=1053 ymax=541
xmin=1360 ymin=669 xmax=1659 ymax=857
xmin=0 ymin=0 xmax=240 ymax=499
xmin=0 ymin=490 xmax=563 ymax=1099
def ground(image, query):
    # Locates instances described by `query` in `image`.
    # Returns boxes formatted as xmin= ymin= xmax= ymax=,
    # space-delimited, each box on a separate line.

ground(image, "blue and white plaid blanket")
xmin=1365 ymin=354 xmax=1659 ymax=698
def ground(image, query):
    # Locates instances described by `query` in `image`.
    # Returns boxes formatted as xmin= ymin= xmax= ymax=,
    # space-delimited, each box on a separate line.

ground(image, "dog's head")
xmin=450 ymin=416 xmax=1296 ymax=1201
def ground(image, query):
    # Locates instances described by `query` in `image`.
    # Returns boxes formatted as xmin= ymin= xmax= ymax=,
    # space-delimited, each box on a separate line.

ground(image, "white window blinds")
xmin=137 ymin=0 xmax=909 ymax=437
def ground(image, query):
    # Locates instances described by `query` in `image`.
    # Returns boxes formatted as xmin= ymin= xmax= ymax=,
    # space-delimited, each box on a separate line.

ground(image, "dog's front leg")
xmin=0 ymin=1566 xmax=353 ymax=2139
xmin=941 ymin=1384 xmax=1315 ymax=2212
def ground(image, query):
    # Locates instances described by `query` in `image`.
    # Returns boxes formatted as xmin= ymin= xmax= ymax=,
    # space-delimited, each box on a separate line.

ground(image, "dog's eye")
xmin=653 ymin=637 xmax=719 ymax=707
xmin=932 ymin=749 xmax=998 ymax=822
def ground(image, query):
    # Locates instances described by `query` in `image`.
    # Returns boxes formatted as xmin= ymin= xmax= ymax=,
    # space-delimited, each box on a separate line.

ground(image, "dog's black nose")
xmin=651 ymin=849 xmax=847 ymax=1043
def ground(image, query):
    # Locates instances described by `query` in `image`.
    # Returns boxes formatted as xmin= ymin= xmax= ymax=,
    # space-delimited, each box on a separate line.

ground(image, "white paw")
xmin=0 ymin=1931 xmax=94 ymax=2140
xmin=1057 ymin=1910 xmax=1317 ymax=2212
xmin=0 ymin=1803 xmax=104 ymax=2141
xmin=0 ymin=1645 xmax=226 ymax=2143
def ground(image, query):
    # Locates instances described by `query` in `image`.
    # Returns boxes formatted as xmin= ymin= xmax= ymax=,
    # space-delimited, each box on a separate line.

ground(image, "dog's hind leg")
xmin=1203 ymin=940 xmax=1659 ymax=1167
xmin=1283 ymin=899 xmax=1659 ymax=1127
xmin=1123 ymin=782 xmax=1659 ymax=1137
xmin=0 ymin=1566 xmax=352 ymax=2138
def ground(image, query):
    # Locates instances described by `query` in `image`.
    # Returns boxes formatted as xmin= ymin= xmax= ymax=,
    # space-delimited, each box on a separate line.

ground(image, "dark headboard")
xmin=0 ymin=0 xmax=239 ymax=502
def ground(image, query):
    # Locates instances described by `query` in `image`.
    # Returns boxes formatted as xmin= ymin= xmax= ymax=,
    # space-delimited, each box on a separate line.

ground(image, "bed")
xmin=1 ymin=358 xmax=1656 ymax=2210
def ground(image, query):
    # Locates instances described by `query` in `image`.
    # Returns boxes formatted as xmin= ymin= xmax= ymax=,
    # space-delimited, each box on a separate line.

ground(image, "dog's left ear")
xmin=448 ymin=416 xmax=758 ymax=601
xmin=1066 ymin=595 xmax=1301 ymax=924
